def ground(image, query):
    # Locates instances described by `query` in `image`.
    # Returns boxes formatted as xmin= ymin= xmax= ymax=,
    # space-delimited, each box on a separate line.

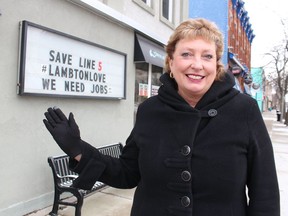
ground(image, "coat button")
xmin=181 ymin=145 xmax=190 ymax=156
xmin=181 ymin=170 xmax=191 ymax=181
xmin=208 ymin=109 xmax=217 ymax=117
xmin=181 ymin=196 xmax=190 ymax=207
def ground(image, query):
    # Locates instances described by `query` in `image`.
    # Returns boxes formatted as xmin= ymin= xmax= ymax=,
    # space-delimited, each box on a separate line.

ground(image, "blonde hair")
xmin=165 ymin=18 xmax=225 ymax=80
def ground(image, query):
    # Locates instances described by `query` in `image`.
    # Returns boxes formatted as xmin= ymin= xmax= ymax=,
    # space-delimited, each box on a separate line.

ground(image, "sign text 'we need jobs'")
xmin=18 ymin=21 xmax=126 ymax=99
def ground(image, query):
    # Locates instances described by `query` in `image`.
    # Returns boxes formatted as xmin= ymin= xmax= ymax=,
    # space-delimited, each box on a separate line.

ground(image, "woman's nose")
xmin=190 ymin=57 xmax=203 ymax=70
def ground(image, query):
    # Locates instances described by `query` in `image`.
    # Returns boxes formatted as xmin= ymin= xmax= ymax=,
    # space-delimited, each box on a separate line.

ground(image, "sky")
xmin=244 ymin=0 xmax=288 ymax=68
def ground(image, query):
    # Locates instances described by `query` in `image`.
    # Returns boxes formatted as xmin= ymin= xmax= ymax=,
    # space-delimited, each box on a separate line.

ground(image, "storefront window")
xmin=135 ymin=63 xmax=149 ymax=108
xmin=134 ymin=63 xmax=164 ymax=120
xmin=151 ymin=65 xmax=162 ymax=96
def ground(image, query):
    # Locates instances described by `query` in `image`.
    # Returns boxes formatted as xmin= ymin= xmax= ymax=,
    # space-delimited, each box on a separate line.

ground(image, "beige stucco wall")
xmin=0 ymin=0 xmax=135 ymax=215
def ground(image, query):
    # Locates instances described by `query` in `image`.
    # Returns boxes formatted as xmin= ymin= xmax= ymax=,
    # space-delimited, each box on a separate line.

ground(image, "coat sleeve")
xmin=69 ymin=129 xmax=141 ymax=190
xmin=246 ymin=100 xmax=280 ymax=216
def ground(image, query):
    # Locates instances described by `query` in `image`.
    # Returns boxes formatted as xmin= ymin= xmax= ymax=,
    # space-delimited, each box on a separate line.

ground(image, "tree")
xmin=264 ymin=19 xmax=288 ymax=121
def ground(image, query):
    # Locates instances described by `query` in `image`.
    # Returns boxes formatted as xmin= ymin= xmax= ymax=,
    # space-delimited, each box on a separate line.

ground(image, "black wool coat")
xmin=70 ymin=72 xmax=280 ymax=216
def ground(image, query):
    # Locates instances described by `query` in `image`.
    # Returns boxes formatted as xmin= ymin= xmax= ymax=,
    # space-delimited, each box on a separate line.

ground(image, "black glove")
xmin=43 ymin=107 xmax=82 ymax=158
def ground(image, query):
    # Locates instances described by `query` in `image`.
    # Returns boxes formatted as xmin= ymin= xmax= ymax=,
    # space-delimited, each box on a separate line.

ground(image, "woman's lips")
xmin=186 ymin=74 xmax=204 ymax=80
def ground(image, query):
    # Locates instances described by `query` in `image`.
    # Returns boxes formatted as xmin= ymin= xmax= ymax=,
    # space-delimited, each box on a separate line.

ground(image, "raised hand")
xmin=43 ymin=107 xmax=82 ymax=158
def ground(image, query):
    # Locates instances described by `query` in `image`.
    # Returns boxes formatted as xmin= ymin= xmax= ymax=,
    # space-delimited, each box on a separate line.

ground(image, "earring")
xmin=169 ymin=72 xmax=174 ymax=79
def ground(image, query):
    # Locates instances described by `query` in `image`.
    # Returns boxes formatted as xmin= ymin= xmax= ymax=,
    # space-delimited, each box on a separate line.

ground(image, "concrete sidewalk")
xmin=27 ymin=186 xmax=135 ymax=216
xmin=262 ymin=110 xmax=288 ymax=216
xmin=28 ymin=110 xmax=288 ymax=216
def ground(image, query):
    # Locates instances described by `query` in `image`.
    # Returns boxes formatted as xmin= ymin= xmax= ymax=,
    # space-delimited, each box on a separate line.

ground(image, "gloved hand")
xmin=43 ymin=107 xmax=82 ymax=158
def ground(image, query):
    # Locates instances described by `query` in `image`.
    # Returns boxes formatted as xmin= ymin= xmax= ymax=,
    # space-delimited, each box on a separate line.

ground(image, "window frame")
xmin=143 ymin=0 xmax=152 ymax=7
xmin=160 ymin=0 xmax=174 ymax=28
xmin=133 ymin=0 xmax=155 ymax=15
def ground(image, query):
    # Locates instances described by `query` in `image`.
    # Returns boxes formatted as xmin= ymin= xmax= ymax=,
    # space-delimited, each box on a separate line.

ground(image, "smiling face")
xmin=169 ymin=38 xmax=217 ymax=106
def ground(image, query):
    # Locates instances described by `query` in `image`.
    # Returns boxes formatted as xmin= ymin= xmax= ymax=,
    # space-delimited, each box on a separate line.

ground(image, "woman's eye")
xmin=181 ymin=52 xmax=192 ymax=57
xmin=203 ymin=54 xmax=213 ymax=59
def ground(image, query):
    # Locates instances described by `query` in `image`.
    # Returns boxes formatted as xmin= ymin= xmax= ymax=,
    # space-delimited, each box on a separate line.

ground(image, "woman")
xmin=44 ymin=18 xmax=280 ymax=216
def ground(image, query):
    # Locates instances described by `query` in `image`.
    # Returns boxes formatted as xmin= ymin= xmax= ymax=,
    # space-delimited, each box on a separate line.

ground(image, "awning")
xmin=228 ymin=52 xmax=245 ymax=71
xmin=134 ymin=34 xmax=166 ymax=68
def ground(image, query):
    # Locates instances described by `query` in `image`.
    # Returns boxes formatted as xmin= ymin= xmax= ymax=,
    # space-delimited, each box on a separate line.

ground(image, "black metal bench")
xmin=47 ymin=142 xmax=123 ymax=216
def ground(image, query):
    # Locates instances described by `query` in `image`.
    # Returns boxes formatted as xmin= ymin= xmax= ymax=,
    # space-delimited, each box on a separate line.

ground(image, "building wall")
xmin=251 ymin=68 xmax=264 ymax=111
xmin=189 ymin=0 xmax=229 ymax=66
xmin=0 ymin=0 xmax=188 ymax=215
xmin=228 ymin=0 xmax=251 ymax=70
xmin=188 ymin=0 xmax=254 ymax=82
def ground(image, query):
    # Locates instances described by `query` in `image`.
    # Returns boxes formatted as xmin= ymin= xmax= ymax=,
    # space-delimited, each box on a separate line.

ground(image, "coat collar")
xmin=158 ymin=72 xmax=239 ymax=112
